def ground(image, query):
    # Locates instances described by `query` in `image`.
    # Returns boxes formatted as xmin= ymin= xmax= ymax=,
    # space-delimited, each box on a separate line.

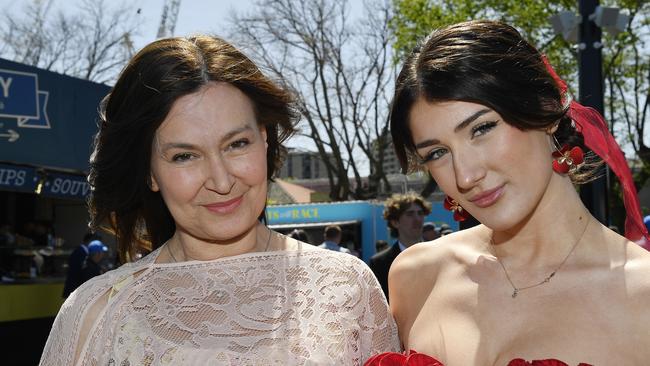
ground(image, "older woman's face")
xmin=150 ymin=82 xmax=268 ymax=242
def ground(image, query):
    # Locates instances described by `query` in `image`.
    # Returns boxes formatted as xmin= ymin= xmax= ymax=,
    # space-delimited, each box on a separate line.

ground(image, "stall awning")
xmin=0 ymin=162 xmax=89 ymax=200
xmin=0 ymin=58 xmax=110 ymax=173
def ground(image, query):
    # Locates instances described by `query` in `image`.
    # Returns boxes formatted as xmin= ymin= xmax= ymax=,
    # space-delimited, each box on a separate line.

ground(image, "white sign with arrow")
xmin=0 ymin=129 xmax=19 ymax=142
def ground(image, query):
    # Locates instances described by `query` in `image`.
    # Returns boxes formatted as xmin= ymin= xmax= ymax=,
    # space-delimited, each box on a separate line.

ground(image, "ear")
xmin=149 ymin=171 xmax=160 ymax=192
xmin=259 ymin=125 xmax=268 ymax=149
xmin=390 ymin=219 xmax=399 ymax=230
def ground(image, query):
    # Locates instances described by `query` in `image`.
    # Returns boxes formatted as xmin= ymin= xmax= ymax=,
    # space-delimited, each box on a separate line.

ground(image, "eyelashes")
xmin=172 ymin=152 xmax=195 ymax=162
xmin=418 ymin=120 xmax=499 ymax=164
xmin=169 ymin=138 xmax=253 ymax=163
xmin=419 ymin=148 xmax=448 ymax=164
xmin=470 ymin=120 xmax=498 ymax=138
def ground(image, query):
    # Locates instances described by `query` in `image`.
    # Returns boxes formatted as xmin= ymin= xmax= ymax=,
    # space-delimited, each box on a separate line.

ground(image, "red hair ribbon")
xmin=542 ymin=55 xmax=649 ymax=242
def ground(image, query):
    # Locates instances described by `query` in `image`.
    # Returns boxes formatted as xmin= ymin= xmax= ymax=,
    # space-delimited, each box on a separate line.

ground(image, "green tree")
xmin=391 ymin=0 xmax=650 ymax=223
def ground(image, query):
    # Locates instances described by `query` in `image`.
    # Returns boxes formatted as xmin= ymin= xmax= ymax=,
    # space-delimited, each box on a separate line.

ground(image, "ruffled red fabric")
xmin=365 ymin=352 xmax=592 ymax=366
xmin=543 ymin=56 xmax=649 ymax=242
xmin=364 ymin=350 xmax=444 ymax=366
xmin=508 ymin=359 xmax=593 ymax=366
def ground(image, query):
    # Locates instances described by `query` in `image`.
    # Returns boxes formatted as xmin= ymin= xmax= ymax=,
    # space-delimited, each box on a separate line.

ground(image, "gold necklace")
xmin=167 ymin=229 xmax=273 ymax=263
xmin=492 ymin=218 xmax=590 ymax=298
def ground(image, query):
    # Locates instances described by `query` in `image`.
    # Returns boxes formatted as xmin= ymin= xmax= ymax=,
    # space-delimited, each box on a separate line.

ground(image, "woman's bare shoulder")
xmin=622 ymin=239 xmax=650 ymax=294
xmin=388 ymin=225 xmax=488 ymax=301
xmin=391 ymin=226 xmax=487 ymax=276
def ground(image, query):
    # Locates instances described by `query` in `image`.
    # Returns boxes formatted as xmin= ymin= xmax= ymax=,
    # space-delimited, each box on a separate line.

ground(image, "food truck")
xmin=266 ymin=200 xmax=457 ymax=262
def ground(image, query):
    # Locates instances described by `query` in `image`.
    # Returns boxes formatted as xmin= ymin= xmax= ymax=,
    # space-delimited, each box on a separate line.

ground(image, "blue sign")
xmin=41 ymin=171 xmax=90 ymax=200
xmin=0 ymin=163 xmax=37 ymax=193
xmin=19 ymin=91 xmax=50 ymax=128
xmin=0 ymin=163 xmax=90 ymax=200
xmin=0 ymin=58 xmax=111 ymax=173
xmin=0 ymin=69 xmax=39 ymax=119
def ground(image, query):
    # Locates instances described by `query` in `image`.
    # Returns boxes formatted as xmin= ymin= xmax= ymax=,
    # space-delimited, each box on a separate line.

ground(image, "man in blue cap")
xmin=80 ymin=240 xmax=108 ymax=283
xmin=63 ymin=232 xmax=100 ymax=297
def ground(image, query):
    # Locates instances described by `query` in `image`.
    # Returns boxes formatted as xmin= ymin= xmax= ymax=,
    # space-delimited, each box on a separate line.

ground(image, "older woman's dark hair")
xmin=391 ymin=20 xmax=598 ymax=180
xmin=89 ymin=36 xmax=297 ymax=262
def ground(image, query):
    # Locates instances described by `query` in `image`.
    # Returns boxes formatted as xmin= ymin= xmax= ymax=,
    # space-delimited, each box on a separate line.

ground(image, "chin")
xmin=473 ymin=209 xmax=524 ymax=232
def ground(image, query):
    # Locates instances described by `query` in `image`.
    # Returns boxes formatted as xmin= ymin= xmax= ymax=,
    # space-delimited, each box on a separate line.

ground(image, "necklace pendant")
xmin=512 ymin=289 xmax=518 ymax=298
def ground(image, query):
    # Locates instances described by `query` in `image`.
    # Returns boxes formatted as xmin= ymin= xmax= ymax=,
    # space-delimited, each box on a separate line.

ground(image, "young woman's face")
xmin=408 ymin=99 xmax=555 ymax=231
xmin=150 ymin=82 xmax=268 ymax=242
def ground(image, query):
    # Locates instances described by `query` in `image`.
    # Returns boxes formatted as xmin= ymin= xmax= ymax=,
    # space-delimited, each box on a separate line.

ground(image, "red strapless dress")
xmin=364 ymin=351 xmax=593 ymax=366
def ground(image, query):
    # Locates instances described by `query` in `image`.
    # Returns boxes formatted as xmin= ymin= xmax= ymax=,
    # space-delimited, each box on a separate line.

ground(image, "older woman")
xmin=381 ymin=20 xmax=650 ymax=365
xmin=40 ymin=36 xmax=399 ymax=366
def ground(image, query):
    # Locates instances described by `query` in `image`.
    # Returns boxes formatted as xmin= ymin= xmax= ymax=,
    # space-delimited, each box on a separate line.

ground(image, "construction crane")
xmin=157 ymin=0 xmax=182 ymax=39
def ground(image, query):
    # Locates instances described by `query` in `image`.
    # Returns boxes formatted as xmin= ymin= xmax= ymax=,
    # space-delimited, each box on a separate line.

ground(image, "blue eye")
xmin=171 ymin=152 xmax=194 ymax=162
xmin=419 ymin=148 xmax=448 ymax=164
xmin=471 ymin=121 xmax=498 ymax=138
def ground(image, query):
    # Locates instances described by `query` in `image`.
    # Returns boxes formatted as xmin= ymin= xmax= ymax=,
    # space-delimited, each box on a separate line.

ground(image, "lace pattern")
xmin=40 ymin=248 xmax=400 ymax=365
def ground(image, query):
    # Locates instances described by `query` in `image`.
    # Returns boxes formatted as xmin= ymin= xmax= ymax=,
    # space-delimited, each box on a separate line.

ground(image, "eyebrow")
xmin=158 ymin=125 xmax=255 ymax=152
xmin=414 ymin=108 xmax=492 ymax=149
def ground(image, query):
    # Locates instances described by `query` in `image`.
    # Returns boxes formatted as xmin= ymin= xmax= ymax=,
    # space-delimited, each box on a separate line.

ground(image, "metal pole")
xmin=578 ymin=0 xmax=609 ymax=225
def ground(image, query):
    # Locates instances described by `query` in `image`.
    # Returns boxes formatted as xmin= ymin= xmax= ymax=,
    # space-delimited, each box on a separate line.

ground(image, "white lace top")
xmin=40 ymin=246 xmax=400 ymax=365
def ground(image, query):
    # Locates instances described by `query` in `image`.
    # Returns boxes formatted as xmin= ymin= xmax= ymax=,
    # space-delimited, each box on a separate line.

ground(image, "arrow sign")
xmin=0 ymin=129 xmax=19 ymax=142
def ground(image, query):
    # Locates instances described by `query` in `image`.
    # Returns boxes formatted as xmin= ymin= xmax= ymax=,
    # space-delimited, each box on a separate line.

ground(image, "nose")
xmin=453 ymin=148 xmax=486 ymax=191
xmin=204 ymin=154 xmax=235 ymax=195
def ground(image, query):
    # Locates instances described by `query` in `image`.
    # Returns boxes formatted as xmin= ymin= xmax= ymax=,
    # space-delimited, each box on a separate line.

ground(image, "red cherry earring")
xmin=444 ymin=196 xmax=470 ymax=222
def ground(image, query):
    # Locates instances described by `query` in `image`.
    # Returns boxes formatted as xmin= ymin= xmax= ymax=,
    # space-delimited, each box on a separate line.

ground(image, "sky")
xmin=0 ymin=0 xmax=257 ymax=51
xmin=0 ymin=0 xmax=364 ymax=52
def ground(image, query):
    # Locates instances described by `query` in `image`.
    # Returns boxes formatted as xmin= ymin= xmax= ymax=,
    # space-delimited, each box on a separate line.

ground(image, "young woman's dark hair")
xmin=390 ymin=20 xmax=598 ymax=180
xmin=88 ymin=36 xmax=297 ymax=262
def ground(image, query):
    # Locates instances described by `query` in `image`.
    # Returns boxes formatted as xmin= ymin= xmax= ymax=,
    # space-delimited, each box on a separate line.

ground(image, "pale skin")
xmin=389 ymin=99 xmax=650 ymax=365
xmin=149 ymin=82 xmax=310 ymax=262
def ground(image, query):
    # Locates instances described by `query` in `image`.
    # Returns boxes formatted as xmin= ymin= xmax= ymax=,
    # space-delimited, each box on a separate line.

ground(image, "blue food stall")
xmin=266 ymin=200 xmax=457 ymax=262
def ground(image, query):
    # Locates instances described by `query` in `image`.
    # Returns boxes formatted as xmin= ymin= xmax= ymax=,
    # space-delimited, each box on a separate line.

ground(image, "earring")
xmin=552 ymin=136 xmax=584 ymax=174
xmin=444 ymin=195 xmax=470 ymax=222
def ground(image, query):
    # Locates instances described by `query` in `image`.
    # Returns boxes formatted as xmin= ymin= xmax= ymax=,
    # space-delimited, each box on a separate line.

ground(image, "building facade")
xmin=278 ymin=148 xmax=331 ymax=180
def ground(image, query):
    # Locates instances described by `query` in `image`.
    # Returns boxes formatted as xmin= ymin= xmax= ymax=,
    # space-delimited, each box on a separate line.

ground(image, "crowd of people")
xmin=41 ymin=19 xmax=650 ymax=366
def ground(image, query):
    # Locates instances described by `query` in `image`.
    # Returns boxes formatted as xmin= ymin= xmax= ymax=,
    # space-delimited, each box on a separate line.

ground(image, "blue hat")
xmin=87 ymin=240 xmax=108 ymax=254
xmin=644 ymin=215 xmax=650 ymax=232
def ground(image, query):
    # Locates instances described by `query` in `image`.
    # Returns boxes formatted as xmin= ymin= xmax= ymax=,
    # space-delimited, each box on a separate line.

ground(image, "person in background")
xmin=80 ymin=240 xmax=108 ymax=283
xmin=369 ymin=192 xmax=431 ymax=299
xmin=62 ymin=232 xmax=100 ymax=298
xmin=375 ymin=240 xmax=389 ymax=253
xmin=422 ymin=222 xmax=440 ymax=241
xmin=343 ymin=241 xmax=361 ymax=258
xmin=318 ymin=225 xmax=351 ymax=253
xmin=41 ymin=35 xmax=398 ymax=366
xmin=288 ymin=228 xmax=311 ymax=244
xmin=440 ymin=227 xmax=454 ymax=236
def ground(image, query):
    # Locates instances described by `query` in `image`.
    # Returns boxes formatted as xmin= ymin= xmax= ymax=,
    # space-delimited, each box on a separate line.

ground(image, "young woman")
xmin=40 ymin=35 xmax=399 ymax=365
xmin=384 ymin=20 xmax=650 ymax=365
